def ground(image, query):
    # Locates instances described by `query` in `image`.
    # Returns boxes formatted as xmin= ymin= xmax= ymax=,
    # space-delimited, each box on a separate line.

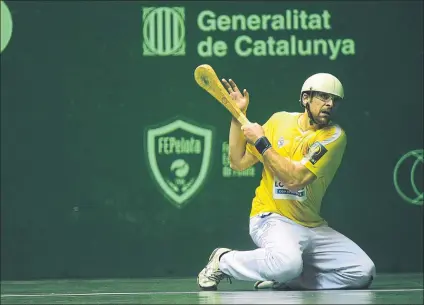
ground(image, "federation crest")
xmin=145 ymin=118 xmax=213 ymax=208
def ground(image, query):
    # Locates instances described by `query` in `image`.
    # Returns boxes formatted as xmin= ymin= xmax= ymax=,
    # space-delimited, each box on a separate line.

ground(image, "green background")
xmin=1 ymin=1 xmax=422 ymax=280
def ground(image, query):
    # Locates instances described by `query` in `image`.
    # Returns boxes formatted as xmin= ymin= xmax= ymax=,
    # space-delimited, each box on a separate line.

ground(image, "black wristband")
xmin=254 ymin=136 xmax=272 ymax=155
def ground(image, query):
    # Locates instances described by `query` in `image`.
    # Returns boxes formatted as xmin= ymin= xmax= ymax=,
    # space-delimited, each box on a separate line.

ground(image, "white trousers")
xmin=219 ymin=213 xmax=376 ymax=290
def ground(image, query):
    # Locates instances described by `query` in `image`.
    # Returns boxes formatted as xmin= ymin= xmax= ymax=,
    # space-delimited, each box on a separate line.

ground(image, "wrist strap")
xmin=254 ymin=136 xmax=272 ymax=155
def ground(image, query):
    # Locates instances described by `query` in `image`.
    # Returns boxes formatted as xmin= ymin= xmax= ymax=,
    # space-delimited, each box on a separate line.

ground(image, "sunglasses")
xmin=313 ymin=91 xmax=341 ymax=103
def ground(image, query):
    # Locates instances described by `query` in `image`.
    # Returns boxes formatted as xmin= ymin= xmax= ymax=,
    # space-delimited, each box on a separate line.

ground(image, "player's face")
xmin=309 ymin=92 xmax=340 ymax=125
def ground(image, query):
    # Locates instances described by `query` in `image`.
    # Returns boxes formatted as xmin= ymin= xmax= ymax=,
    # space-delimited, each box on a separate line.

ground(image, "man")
xmin=197 ymin=73 xmax=375 ymax=291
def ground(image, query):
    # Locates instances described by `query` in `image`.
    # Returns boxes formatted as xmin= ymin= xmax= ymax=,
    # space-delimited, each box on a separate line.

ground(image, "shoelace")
xmin=206 ymin=269 xmax=232 ymax=284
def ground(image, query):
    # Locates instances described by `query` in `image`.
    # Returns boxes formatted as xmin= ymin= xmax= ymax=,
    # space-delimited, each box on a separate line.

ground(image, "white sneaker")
xmin=254 ymin=280 xmax=289 ymax=290
xmin=197 ymin=248 xmax=232 ymax=290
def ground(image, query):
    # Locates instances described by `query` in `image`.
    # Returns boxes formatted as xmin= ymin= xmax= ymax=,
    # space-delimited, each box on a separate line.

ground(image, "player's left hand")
xmin=241 ymin=123 xmax=265 ymax=144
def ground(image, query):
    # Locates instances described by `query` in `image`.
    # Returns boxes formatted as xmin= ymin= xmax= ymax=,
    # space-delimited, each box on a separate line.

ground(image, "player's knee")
xmin=357 ymin=256 xmax=376 ymax=287
xmin=265 ymin=249 xmax=303 ymax=283
xmin=356 ymin=254 xmax=375 ymax=276
xmin=346 ymin=255 xmax=376 ymax=289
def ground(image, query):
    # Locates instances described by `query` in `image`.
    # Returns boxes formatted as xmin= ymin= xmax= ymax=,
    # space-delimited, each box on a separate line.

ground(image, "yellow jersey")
xmin=246 ymin=111 xmax=347 ymax=227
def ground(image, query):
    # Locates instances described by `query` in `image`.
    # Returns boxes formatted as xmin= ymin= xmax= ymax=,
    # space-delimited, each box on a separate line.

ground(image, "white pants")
xmin=219 ymin=213 xmax=376 ymax=290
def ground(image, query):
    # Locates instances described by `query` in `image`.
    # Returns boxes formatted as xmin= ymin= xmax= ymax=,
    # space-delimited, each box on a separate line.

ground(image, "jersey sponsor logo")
xmin=277 ymin=136 xmax=285 ymax=148
xmin=145 ymin=118 xmax=213 ymax=208
xmin=273 ymin=179 xmax=307 ymax=201
xmin=305 ymin=141 xmax=328 ymax=164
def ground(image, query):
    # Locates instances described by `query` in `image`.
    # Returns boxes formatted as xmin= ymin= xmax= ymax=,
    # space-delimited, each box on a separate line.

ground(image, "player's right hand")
xmin=222 ymin=78 xmax=249 ymax=114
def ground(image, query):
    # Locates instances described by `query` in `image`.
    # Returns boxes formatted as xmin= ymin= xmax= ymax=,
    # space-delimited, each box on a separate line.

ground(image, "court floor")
xmin=1 ymin=273 xmax=422 ymax=304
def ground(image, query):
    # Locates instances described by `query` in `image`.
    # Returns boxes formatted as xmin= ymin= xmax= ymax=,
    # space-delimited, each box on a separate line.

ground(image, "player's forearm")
xmin=262 ymin=148 xmax=304 ymax=191
xmin=228 ymin=118 xmax=248 ymax=170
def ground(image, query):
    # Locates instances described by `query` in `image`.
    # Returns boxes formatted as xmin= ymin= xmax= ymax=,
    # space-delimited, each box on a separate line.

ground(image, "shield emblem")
xmin=145 ymin=118 xmax=213 ymax=208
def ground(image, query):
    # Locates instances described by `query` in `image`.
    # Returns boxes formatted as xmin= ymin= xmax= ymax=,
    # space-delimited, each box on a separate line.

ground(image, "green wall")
xmin=1 ymin=1 xmax=422 ymax=280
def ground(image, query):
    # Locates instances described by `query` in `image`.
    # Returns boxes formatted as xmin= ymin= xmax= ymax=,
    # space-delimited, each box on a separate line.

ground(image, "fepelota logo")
xmin=145 ymin=118 xmax=213 ymax=208
xmin=142 ymin=7 xmax=186 ymax=56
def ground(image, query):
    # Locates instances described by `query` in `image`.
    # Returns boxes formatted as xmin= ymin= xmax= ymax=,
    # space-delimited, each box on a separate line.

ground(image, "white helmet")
xmin=300 ymin=73 xmax=344 ymax=100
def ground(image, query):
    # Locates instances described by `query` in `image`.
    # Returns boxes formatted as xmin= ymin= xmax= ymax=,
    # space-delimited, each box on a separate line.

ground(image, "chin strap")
xmin=306 ymin=89 xmax=318 ymax=125
xmin=305 ymin=103 xmax=316 ymax=125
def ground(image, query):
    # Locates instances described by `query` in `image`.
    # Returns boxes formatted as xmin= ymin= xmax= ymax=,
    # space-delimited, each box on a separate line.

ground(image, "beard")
xmin=313 ymin=112 xmax=332 ymax=126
